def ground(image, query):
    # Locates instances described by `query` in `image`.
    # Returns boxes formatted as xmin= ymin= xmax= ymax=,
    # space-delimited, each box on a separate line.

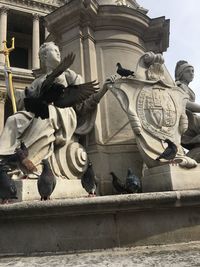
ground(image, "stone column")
xmin=45 ymin=27 xmax=49 ymax=39
xmin=0 ymin=90 xmax=6 ymax=134
xmin=82 ymin=26 xmax=98 ymax=82
xmin=0 ymin=6 xmax=8 ymax=64
xmin=32 ymin=13 xmax=40 ymax=69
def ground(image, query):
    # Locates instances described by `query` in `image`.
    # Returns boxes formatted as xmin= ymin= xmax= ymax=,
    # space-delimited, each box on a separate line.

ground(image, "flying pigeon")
xmin=125 ymin=168 xmax=142 ymax=193
xmin=156 ymin=139 xmax=178 ymax=164
xmin=116 ymin=62 xmax=135 ymax=78
xmin=24 ymin=52 xmax=99 ymax=119
xmin=110 ymin=171 xmax=127 ymax=194
xmin=24 ymin=80 xmax=99 ymax=119
xmin=37 ymin=159 xmax=56 ymax=200
xmin=81 ymin=161 xmax=97 ymax=197
xmin=0 ymin=164 xmax=17 ymax=204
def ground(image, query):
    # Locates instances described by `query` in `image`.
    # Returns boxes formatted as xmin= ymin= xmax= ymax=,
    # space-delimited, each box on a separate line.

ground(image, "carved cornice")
xmin=0 ymin=0 xmax=66 ymax=14
xmin=45 ymin=0 xmax=169 ymax=53
xmin=0 ymin=5 xmax=9 ymax=14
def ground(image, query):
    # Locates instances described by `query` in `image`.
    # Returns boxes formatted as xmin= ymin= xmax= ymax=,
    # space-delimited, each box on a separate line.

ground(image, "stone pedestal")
xmin=15 ymin=178 xmax=87 ymax=202
xmin=45 ymin=0 xmax=169 ymax=195
xmin=142 ymin=165 xmax=200 ymax=192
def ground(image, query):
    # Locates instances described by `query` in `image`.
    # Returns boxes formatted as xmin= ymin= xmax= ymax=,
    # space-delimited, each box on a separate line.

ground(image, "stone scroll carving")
xmin=107 ymin=52 xmax=197 ymax=168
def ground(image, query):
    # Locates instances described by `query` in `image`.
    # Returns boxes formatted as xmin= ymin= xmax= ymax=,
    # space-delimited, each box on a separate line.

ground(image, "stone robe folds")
xmin=0 ymin=70 xmax=93 ymax=179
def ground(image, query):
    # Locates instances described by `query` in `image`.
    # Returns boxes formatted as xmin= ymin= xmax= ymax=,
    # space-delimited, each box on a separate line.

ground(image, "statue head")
xmin=175 ymin=60 xmax=194 ymax=84
xmin=39 ymin=42 xmax=61 ymax=71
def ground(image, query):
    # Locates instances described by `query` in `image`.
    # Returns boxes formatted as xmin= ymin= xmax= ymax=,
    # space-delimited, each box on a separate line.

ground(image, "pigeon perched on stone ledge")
xmin=116 ymin=62 xmax=135 ymax=78
xmin=0 ymin=164 xmax=17 ymax=204
xmin=110 ymin=171 xmax=127 ymax=194
xmin=81 ymin=161 xmax=97 ymax=197
xmin=37 ymin=159 xmax=56 ymax=201
xmin=111 ymin=169 xmax=142 ymax=194
xmin=125 ymin=168 xmax=142 ymax=193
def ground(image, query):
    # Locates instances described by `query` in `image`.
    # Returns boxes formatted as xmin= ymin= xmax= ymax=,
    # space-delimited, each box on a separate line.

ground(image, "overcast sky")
xmin=138 ymin=0 xmax=200 ymax=101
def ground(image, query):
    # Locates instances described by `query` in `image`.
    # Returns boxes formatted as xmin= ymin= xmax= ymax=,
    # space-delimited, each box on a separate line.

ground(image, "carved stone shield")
xmin=137 ymin=85 xmax=177 ymax=139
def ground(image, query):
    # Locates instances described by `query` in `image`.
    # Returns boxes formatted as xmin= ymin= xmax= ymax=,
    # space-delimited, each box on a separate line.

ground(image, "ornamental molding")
xmin=0 ymin=0 xmax=66 ymax=14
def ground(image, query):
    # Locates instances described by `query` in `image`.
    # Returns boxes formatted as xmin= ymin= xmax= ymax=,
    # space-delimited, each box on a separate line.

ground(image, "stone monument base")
xmin=14 ymin=178 xmax=87 ymax=202
xmin=142 ymin=164 xmax=200 ymax=192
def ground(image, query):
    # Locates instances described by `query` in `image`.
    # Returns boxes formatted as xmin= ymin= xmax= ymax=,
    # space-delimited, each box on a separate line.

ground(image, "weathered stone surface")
xmin=45 ymin=0 xmax=169 ymax=194
xmin=1 ymin=241 xmax=200 ymax=266
xmin=1 ymin=191 xmax=200 ymax=255
xmin=142 ymin=165 xmax=200 ymax=192
xmin=15 ymin=178 xmax=87 ymax=202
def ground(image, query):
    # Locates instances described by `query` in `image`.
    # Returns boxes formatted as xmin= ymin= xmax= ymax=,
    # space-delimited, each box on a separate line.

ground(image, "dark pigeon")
xmin=156 ymin=139 xmax=178 ymax=162
xmin=24 ymin=80 xmax=99 ymax=119
xmin=125 ymin=168 xmax=142 ymax=193
xmin=0 ymin=164 xmax=17 ymax=204
xmin=37 ymin=159 xmax=56 ymax=200
xmin=81 ymin=161 xmax=97 ymax=197
xmin=24 ymin=52 xmax=99 ymax=119
xmin=116 ymin=62 xmax=135 ymax=78
xmin=110 ymin=171 xmax=127 ymax=194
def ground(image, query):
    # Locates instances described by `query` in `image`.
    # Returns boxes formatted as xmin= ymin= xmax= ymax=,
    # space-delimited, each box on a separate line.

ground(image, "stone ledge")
xmin=1 ymin=190 xmax=200 ymax=218
xmin=1 ymin=190 xmax=200 ymax=256
xmin=14 ymin=178 xmax=87 ymax=202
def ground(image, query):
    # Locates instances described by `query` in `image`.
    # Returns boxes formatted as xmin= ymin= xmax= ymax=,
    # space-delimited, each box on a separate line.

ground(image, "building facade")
xmin=0 ymin=0 xmax=66 ymax=130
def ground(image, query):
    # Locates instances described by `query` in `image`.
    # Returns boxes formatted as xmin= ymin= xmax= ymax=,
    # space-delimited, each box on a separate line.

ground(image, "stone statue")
xmin=0 ymin=41 xmax=108 ymax=179
xmin=175 ymin=60 xmax=200 ymax=162
xmin=104 ymin=52 xmax=197 ymax=169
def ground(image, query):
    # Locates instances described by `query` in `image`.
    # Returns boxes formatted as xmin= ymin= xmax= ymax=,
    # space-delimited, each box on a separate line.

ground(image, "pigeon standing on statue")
xmin=81 ymin=161 xmax=97 ymax=197
xmin=156 ymin=139 xmax=178 ymax=164
xmin=116 ymin=62 xmax=135 ymax=78
xmin=37 ymin=159 xmax=56 ymax=201
xmin=0 ymin=164 xmax=17 ymax=204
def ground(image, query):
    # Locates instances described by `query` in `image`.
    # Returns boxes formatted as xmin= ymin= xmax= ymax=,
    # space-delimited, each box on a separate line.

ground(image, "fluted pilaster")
xmin=32 ymin=13 xmax=40 ymax=69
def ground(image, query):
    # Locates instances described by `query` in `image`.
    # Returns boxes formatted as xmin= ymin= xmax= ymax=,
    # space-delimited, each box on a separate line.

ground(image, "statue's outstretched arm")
xmin=187 ymin=101 xmax=200 ymax=113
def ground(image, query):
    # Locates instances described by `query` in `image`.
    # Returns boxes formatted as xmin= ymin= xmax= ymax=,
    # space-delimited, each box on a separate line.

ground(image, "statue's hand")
xmin=104 ymin=75 xmax=117 ymax=90
xmin=133 ymin=126 xmax=142 ymax=135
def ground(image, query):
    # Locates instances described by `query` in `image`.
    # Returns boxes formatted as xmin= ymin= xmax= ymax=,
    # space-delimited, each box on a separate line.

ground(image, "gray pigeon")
xmin=81 ymin=161 xmax=97 ymax=197
xmin=125 ymin=168 xmax=142 ymax=193
xmin=37 ymin=159 xmax=56 ymax=200
xmin=0 ymin=164 xmax=17 ymax=204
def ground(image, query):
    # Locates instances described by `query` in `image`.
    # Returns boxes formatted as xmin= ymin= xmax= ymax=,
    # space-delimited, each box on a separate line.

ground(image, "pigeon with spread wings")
xmin=24 ymin=53 xmax=99 ymax=119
